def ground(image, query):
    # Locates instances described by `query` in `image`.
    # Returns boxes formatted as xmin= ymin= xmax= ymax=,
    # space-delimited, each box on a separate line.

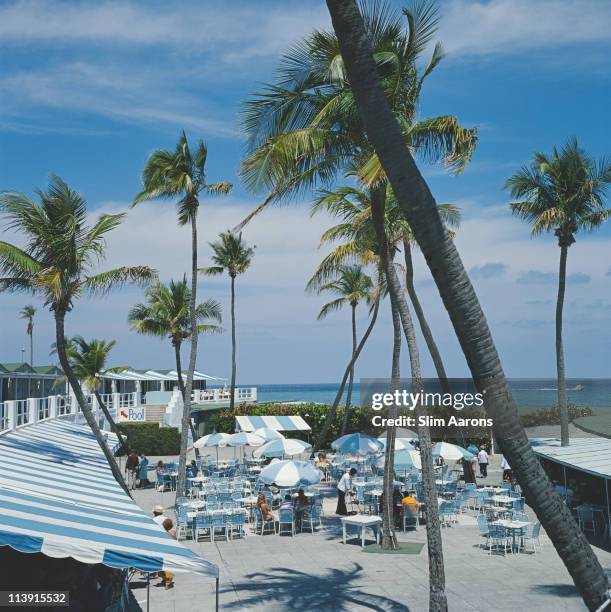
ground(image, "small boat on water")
xmin=573 ymin=384 xmax=585 ymax=391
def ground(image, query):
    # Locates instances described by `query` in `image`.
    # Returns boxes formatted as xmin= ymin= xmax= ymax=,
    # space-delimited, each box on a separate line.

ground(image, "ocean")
xmin=246 ymin=379 xmax=611 ymax=408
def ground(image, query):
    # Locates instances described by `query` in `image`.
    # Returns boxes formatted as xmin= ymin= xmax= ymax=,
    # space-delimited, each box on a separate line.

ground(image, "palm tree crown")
xmin=506 ymin=138 xmax=611 ymax=247
xmin=201 ymin=232 xmax=255 ymax=278
xmin=128 ymin=278 xmax=223 ymax=346
xmin=133 ymin=131 xmax=232 ymax=222
xmin=0 ymin=176 xmax=156 ymax=313
xmin=20 ymin=305 xmax=36 ymax=334
xmin=316 ymin=264 xmax=373 ymax=319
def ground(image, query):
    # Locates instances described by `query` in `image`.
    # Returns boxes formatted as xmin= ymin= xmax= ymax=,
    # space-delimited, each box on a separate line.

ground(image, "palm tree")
xmin=128 ymin=278 xmax=223 ymax=446
xmin=134 ymin=132 xmax=232 ymax=499
xmin=0 ymin=176 xmax=156 ymax=495
xmin=507 ymin=139 xmax=611 ymax=447
xmin=200 ymin=232 xmax=254 ymax=412
xmin=314 ymin=264 xmax=373 ymax=434
xmin=62 ymin=336 xmax=129 ymax=455
xmin=19 ymin=305 xmax=36 ymax=366
xmin=324 ymin=0 xmax=609 ymax=608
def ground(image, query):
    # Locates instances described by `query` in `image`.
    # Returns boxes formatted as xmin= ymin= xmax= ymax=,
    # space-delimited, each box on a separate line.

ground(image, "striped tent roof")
xmin=235 ymin=415 xmax=311 ymax=432
xmin=0 ymin=419 xmax=217 ymax=578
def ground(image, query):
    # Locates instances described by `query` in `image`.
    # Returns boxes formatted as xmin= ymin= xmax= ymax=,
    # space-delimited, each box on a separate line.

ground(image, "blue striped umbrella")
xmin=331 ymin=433 xmax=383 ymax=455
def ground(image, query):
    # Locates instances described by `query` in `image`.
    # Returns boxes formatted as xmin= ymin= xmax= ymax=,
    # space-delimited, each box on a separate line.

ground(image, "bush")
xmin=117 ymin=422 xmax=180 ymax=455
xmin=520 ymin=404 xmax=593 ymax=428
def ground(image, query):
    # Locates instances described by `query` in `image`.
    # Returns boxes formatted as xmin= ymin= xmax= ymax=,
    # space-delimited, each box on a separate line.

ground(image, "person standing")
xmin=501 ymin=456 xmax=512 ymax=481
xmin=125 ymin=449 xmax=139 ymax=490
xmin=138 ymin=453 xmax=149 ymax=488
xmin=336 ymin=468 xmax=356 ymax=515
xmin=477 ymin=447 xmax=489 ymax=478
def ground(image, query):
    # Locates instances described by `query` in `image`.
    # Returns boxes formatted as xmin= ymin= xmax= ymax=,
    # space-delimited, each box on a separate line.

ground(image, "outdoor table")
xmin=492 ymin=519 xmax=529 ymax=551
xmin=189 ymin=476 xmax=209 ymax=484
xmin=187 ymin=500 xmax=206 ymax=510
xmin=479 ymin=487 xmax=504 ymax=494
xmin=490 ymin=495 xmax=514 ymax=505
xmin=340 ymin=515 xmax=383 ymax=548
xmin=248 ymin=466 xmax=261 ymax=473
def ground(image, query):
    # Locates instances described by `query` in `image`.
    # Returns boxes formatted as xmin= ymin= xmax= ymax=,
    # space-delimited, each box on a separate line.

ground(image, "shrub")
xmin=117 ymin=422 xmax=180 ymax=455
xmin=520 ymin=404 xmax=593 ymax=428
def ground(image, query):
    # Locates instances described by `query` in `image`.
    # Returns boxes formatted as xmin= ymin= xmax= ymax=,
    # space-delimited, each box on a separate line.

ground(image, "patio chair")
xmin=476 ymin=515 xmax=489 ymax=548
xmin=576 ymin=506 xmax=597 ymax=535
xmin=194 ymin=513 xmax=213 ymax=542
xmin=156 ymin=473 xmax=172 ymax=493
xmin=253 ymin=507 xmax=276 ymax=536
xmin=438 ymin=501 xmax=455 ymax=527
xmin=175 ymin=506 xmax=192 ymax=541
xmin=521 ymin=521 xmax=542 ymax=554
xmin=511 ymin=498 xmax=525 ymax=512
xmin=487 ymin=524 xmax=510 ymax=556
xmin=402 ymin=504 xmax=419 ymax=531
xmin=175 ymin=496 xmax=189 ymax=508
xmin=301 ymin=503 xmax=323 ymax=533
xmin=278 ymin=508 xmax=296 ymax=537
xmin=211 ymin=513 xmax=229 ymax=541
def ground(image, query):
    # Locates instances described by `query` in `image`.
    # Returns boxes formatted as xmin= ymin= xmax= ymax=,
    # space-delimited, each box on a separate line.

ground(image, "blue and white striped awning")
xmin=0 ymin=419 xmax=217 ymax=578
xmin=235 ymin=415 xmax=311 ymax=433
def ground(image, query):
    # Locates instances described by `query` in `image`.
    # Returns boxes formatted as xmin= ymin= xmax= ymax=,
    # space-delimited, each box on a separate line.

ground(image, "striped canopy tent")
xmin=235 ymin=415 xmax=311 ymax=433
xmin=0 ymin=420 xmax=218 ymax=599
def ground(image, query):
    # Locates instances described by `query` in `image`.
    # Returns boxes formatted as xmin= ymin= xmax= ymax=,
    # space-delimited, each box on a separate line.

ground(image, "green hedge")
xmin=520 ymin=404 xmax=593 ymax=428
xmin=117 ymin=422 xmax=180 ymax=455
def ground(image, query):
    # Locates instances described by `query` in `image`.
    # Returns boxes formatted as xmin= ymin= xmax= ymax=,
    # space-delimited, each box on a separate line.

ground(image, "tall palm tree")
xmin=61 ymin=336 xmax=129 ymax=455
xmin=19 ymin=304 xmax=36 ymax=366
xmin=0 ymin=176 xmax=156 ymax=495
xmin=324 ymin=0 xmax=609 ymax=608
xmin=134 ymin=132 xmax=232 ymax=499
xmin=128 ymin=278 xmax=223 ymax=445
xmin=506 ymin=139 xmax=611 ymax=447
xmin=314 ymin=264 xmax=373 ymax=434
xmin=200 ymin=232 xmax=254 ymax=412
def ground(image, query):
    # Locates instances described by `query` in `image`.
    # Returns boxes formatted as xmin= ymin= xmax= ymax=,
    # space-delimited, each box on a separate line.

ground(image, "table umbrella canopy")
xmin=219 ymin=432 xmax=265 ymax=447
xmin=375 ymin=449 xmax=422 ymax=470
xmin=258 ymin=460 xmax=323 ymax=488
xmin=193 ymin=432 xmax=230 ymax=449
xmin=253 ymin=438 xmax=312 ymax=458
xmin=252 ymin=427 xmax=285 ymax=442
xmin=432 ymin=442 xmax=474 ymax=461
xmin=331 ymin=433 xmax=383 ymax=455
xmin=377 ymin=437 xmax=415 ymax=452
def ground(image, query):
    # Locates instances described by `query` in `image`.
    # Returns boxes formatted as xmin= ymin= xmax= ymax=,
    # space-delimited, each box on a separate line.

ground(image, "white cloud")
xmin=439 ymin=0 xmax=611 ymax=56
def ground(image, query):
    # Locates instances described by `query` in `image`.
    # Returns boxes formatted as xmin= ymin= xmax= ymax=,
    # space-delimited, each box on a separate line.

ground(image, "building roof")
xmin=102 ymin=369 xmax=225 ymax=383
xmin=0 ymin=419 xmax=218 ymax=578
xmin=531 ymin=437 xmax=611 ymax=480
xmin=0 ymin=363 xmax=61 ymax=378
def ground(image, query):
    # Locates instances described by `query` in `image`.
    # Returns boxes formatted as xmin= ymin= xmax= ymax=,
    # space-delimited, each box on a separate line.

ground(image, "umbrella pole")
xmin=215 ymin=576 xmax=220 ymax=612
xmin=606 ymin=479 xmax=610 ymax=537
xmin=146 ymin=572 xmax=150 ymax=612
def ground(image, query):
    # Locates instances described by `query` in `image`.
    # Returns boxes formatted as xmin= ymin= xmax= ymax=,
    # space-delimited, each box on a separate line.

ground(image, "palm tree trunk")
xmin=30 ymin=327 xmax=34 ymax=368
xmin=314 ymin=299 xmax=380 ymax=450
xmin=381 ymin=296 xmax=401 ymax=549
xmin=371 ymin=184 xmax=447 ymax=607
xmin=93 ymin=390 xmax=129 ymax=456
xmin=403 ymin=241 xmax=449 ymax=393
xmin=230 ymin=274 xmax=237 ymax=412
xmin=556 ymin=245 xmax=569 ymax=446
xmin=325 ymin=3 xmax=609 ymax=607
xmin=340 ymin=303 xmax=358 ymax=435
xmin=177 ymin=213 xmax=199 ymax=500
xmin=54 ymin=310 xmax=130 ymax=496
xmin=174 ymin=341 xmax=199 ymax=458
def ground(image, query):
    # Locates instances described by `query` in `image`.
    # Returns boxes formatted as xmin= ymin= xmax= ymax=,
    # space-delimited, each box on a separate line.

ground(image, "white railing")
xmin=192 ymin=387 xmax=257 ymax=404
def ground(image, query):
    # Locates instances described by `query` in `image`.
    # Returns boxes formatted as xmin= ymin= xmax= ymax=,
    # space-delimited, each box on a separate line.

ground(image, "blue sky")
xmin=0 ymin=0 xmax=610 ymax=382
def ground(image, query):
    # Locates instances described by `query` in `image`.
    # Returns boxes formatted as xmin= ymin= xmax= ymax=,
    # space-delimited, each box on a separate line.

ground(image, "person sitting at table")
xmin=392 ymin=485 xmax=404 ymax=526
xmin=294 ymin=488 xmax=309 ymax=529
xmin=156 ymin=460 xmax=165 ymax=478
xmin=401 ymin=491 xmax=419 ymax=509
xmin=279 ymin=494 xmax=293 ymax=511
xmin=187 ymin=460 xmax=198 ymax=478
xmin=137 ymin=453 xmax=149 ymax=488
xmin=256 ymin=491 xmax=273 ymax=521
xmin=152 ymin=504 xmax=168 ymax=526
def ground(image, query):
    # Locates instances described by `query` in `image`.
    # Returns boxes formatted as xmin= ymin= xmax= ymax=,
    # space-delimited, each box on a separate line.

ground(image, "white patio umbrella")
xmin=432 ymin=442 xmax=473 ymax=461
xmin=219 ymin=432 xmax=265 ymax=447
xmin=377 ymin=437 xmax=415 ymax=452
xmin=259 ymin=460 xmax=323 ymax=488
xmin=253 ymin=427 xmax=285 ymax=442
xmin=375 ymin=449 xmax=422 ymax=471
xmin=253 ymin=438 xmax=312 ymax=458
xmin=193 ymin=432 xmax=230 ymax=462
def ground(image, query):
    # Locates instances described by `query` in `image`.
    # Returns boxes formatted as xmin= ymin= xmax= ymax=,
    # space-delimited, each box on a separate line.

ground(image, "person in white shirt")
xmin=152 ymin=504 xmax=168 ymax=526
xmin=477 ymin=448 xmax=489 ymax=478
xmin=500 ymin=456 xmax=512 ymax=481
xmin=336 ymin=468 xmax=356 ymax=515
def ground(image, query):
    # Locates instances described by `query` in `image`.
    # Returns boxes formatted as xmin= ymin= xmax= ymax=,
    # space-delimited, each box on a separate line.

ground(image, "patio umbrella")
xmin=377 ymin=437 xmax=415 ymax=452
xmin=219 ymin=432 xmax=265 ymax=447
xmin=258 ymin=460 xmax=323 ymax=488
xmin=331 ymin=433 xmax=383 ymax=455
xmin=253 ymin=438 xmax=312 ymax=458
xmin=253 ymin=427 xmax=285 ymax=442
xmin=432 ymin=442 xmax=474 ymax=461
xmin=375 ymin=449 xmax=422 ymax=471
xmin=193 ymin=432 xmax=230 ymax=462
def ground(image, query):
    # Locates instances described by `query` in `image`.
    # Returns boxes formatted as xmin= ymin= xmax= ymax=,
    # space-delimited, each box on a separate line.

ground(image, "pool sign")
xmin=119 ymin=405 xmax=146 ymax=422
